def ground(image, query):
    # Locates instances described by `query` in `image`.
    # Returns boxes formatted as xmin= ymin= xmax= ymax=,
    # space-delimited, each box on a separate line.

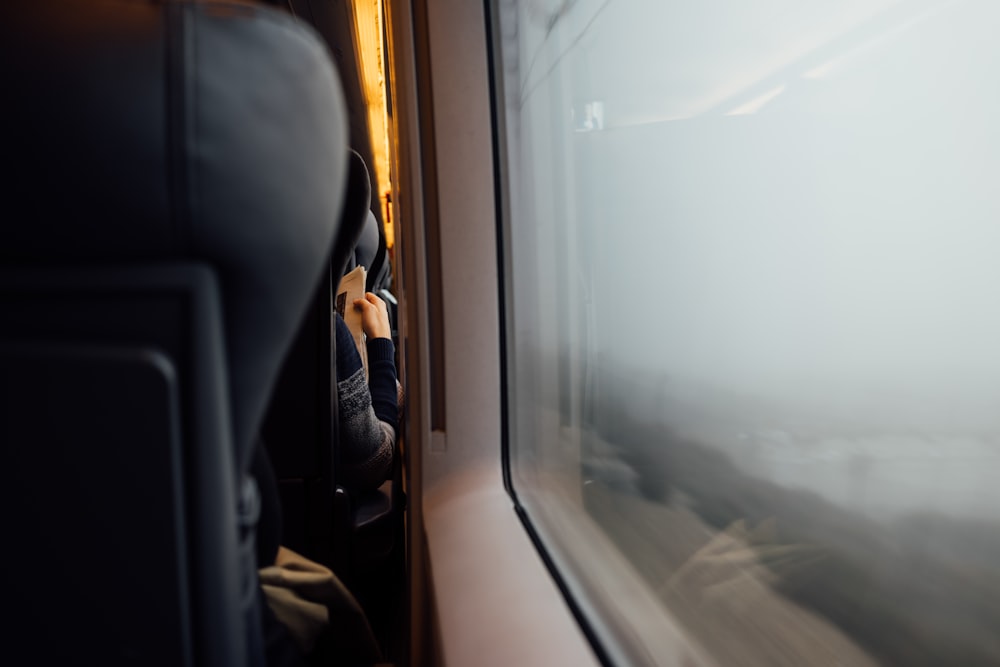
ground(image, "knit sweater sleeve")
xmin=334 ymin=313 xmax=397 ymax=492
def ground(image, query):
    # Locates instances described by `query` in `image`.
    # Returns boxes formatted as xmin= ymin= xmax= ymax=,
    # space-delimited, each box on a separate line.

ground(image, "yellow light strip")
xmin=350 ymin=0 xmax=394 ymax=247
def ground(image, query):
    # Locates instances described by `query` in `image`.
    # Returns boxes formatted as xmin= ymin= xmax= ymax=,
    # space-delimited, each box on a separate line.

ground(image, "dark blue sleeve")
xmin=335 ymin=312 xmax=397 ymax=433
xmin=366 ymin=337 xmax=397 ymax=433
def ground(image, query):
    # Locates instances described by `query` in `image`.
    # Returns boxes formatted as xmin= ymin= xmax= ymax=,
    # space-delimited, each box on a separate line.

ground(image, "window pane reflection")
xmin=497 ymin=1 xmax=1000 ymax=664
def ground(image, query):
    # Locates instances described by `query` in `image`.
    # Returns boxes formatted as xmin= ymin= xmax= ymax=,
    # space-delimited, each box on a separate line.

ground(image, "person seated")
xmin=335 ymin=291 xmax=400 ymax=493
xmin=254 ymin=291 xmax=399 ymax=665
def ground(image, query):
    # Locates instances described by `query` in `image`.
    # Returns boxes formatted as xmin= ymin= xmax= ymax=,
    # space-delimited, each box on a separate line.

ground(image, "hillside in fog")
xmin=583 ymin=378 xmax=1000 ymax=666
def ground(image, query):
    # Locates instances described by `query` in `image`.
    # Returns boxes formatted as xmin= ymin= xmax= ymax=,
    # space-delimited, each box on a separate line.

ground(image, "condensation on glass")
xmin=496 ymin=0 xmax=1000 ymax=665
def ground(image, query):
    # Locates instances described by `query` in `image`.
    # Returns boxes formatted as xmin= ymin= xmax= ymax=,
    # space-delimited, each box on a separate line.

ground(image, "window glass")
xmin=495 ymin=1 xmax=1000 ymax=664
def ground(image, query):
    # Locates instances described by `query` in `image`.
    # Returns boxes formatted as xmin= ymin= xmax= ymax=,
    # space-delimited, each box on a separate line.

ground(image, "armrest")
xmin=354 ymin=480 xmax=393 ymax=529
xmin=334 ymin=480 xmax=399 ymax=568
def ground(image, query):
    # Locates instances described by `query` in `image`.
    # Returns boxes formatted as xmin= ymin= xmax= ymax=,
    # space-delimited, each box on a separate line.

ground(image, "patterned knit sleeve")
xmin=334 ymin=313 xmax=396 ymax=492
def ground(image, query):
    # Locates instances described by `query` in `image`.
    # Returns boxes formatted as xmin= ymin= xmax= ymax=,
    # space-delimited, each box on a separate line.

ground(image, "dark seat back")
xmin=347 ymin=210 xmax=392 ymax=294
xmin=1 ymin=266 xmax=242 ymax=665
xmin=0 ymin=1 xmax=348 ymax=664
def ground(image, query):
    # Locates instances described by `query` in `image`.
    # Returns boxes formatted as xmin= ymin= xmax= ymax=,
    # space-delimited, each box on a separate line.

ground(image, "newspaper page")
xmin=335 ymin=265 xmax=368 ymax=378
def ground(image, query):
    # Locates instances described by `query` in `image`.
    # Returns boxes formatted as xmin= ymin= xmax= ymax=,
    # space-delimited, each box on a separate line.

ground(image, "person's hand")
xmin=353 ymin=292 xmax=391 ymax=340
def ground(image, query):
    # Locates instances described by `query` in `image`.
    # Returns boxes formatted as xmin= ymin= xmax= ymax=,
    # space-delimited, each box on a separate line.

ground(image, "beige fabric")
xmin=259 ymin=584 xmax=329 ymax=653
xmin=260 ymin=547 xmax=337 ymax=652
xmin=259 ymin=546 xmax=382 ymax=661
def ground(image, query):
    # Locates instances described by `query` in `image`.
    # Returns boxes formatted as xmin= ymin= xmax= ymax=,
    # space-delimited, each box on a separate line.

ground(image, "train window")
xmin=492 ymin=1 xmax=1000 ymax=664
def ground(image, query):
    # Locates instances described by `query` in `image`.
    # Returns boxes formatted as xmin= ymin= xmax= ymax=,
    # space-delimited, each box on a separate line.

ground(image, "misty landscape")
xmin=580 ymin=368 xmax=1000 ymax=666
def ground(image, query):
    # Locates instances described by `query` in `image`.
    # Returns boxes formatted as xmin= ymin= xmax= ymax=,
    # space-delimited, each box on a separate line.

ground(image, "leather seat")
xmin=0 ymin=1 xmax=348 ymax=664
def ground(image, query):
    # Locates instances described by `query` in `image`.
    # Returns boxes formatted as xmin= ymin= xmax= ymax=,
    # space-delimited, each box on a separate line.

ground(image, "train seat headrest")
xmin=353 ymin=210 xmax=381 ymax=278
xmin=0 ymin=0 xmax=349 ymax=465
